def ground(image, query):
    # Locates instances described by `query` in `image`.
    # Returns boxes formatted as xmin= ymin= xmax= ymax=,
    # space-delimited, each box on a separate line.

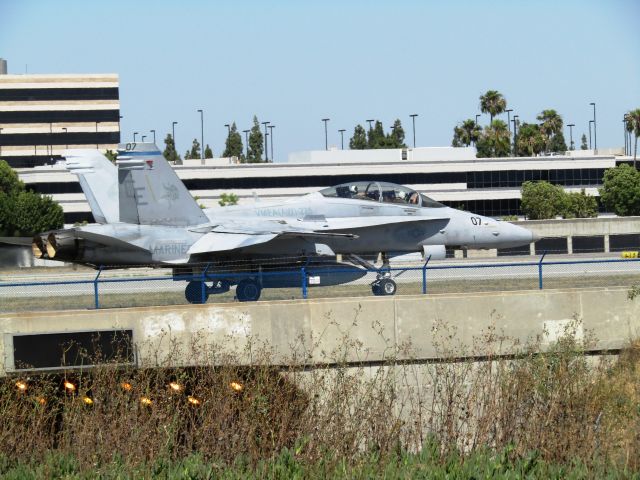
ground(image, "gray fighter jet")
xmin=33 ymin=143 xmax=538 ymax=302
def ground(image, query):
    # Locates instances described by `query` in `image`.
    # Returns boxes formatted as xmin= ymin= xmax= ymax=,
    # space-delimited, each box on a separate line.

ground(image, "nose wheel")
xmin=372 ymin=278 xmax=397 ymax=296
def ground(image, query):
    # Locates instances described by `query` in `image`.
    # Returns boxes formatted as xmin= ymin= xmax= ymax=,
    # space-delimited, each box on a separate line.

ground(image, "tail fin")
xmin=116 ymin=143 xmax=209 ymax=227
xmin=64 ymin=150 xmax=119 ymax=224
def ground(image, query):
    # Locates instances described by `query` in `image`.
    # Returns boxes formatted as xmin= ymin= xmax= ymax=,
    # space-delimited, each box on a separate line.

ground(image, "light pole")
xmin=590 ymin=102 xmax=597 ymax=151
xmin=512 ymin=115 xmax=519 ymax=156
xmin=589 ymin=120 xmax=593 ymax=150
xmin=242 ymin=129 xmax=250 ymax=159
xmin=624 ymin=115 xmax=629 ymax=155
xmin=475 ymin=114 xmax=481 ymax=126
xmin=261 ymin=121 xmax=270 ymax=161
xmin=366 ymin=119 xmax=374 ymax=131
xmin=133 ymin=131 xmax=138 ymax=142
xmin=197 ymin=109 xmax=204 ymax=161
xmin=567 ymin=124 xmax=575 ymax=150
xmin=62 ymin=127 xmax=68 ymax=149
xmin=321 ymin=118 xmax=330 ymax=150
xmin=141 ymin=135 xmax=146 ymax=142
xmin=150 ymin=129 xmax=156 ymax=144
xmin=268 ymin=125 xmax=274 ymax=161
xmin=172 ymin=121 xmax=178 ymax=151
xmin=224 ymin=124 xmax=230 ymax=135
xmin=338 ymin=129 xmax=346 ymax=150
xmin=505 ymin=109 xmax=513 ymax=135
xmin=409 ymin=114 xmax=418 ymax=148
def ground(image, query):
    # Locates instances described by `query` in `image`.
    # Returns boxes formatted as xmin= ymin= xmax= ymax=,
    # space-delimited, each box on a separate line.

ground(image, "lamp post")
xmin=505 ymin=109 xmax=513 ymax=135
xmin=172 ymin=121 xmax=178 ymax=151
xmin=475 ymin=114 xmax=481 ymax=126
xmin=567 ymin=124 xmax=575 ymax=150
xmin=141 ymin=135 xmax=146 ymax=142
xmin=133 ymin=131 xmax=138 ymax=142
xmin=150 ymin=129 xmax=156 ymax=144
xmin=512 ymin=115 xmax=519 ymax=156
xmin=243 ymin=129 xmax=250 ymax=159
xmin=624 ymin=115 xmax=629 ymax=156
xmin=62 ymin=127 xmax=68 ymax=149
xmin=409 ymin=114 xmax=418 ymax=148
xmin=268 ymin=125 xmax=274 ymax=161
xmin=197 ymin=109 xmax=204 ymax=161
xmin=590 ymin=102 xmax=596 ymax=151
xmin=224 ymin=124 xmax=230 ymax=135
xmin=261 ymin=121 xmax=270 ymax=161
xmin=338 ymin=129 xmax=346 ymax=150
xmin=589 ymin=120 xmax=593 ymax=150
xmin=321 ymin=118 xmax=330 ymax=150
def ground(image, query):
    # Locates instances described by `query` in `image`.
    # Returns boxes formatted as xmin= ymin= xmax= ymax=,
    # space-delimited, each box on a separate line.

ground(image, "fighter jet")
xmin=33 ymin=143 xmax=538 ymax=302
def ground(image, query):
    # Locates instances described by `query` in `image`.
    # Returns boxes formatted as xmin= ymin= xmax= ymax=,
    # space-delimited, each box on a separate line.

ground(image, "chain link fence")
xmin=2 ymin=256 xmax=640 ymax=313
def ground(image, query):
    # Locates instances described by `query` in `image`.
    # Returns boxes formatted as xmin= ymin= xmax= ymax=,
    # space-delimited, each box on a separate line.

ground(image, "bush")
xmin=599 ymin=164 xmax=640 ymax=216
xmin=521 ymin=181 xmax=598 ymax=220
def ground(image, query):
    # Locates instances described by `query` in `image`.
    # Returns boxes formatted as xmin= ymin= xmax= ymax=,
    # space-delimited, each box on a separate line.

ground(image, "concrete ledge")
xmin=2 ymin=287 xmax=639 ymax=376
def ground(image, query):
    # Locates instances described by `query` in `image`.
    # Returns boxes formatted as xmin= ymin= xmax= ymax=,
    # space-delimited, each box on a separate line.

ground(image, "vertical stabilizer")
xmin=117 ymin=143 xmax=209 ymax=226
xmin=64 ymin=150 xmax=119 ymax=224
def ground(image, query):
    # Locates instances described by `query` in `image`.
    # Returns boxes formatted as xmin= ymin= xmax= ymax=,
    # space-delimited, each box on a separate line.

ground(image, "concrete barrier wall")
xmin=2 ymin=287 xmax=640 ymax=377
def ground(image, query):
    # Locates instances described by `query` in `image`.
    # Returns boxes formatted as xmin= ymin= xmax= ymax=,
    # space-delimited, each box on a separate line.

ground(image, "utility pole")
xmin=322 ymin=118 xmax=330 ymax=150
xmin=338 ymin=129 xmax=346 ymax=149
xmin=261 ymin=121 xmax=270 ymax=161
xmin=197 ymin=109 xmax=204 ymax=162
xmin=409 ymin=114 xmax=418 ymax=148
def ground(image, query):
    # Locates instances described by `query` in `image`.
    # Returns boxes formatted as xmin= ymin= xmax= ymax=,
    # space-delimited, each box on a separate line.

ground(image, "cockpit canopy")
xmin=319 ymin=181 xmax=445 ymax=208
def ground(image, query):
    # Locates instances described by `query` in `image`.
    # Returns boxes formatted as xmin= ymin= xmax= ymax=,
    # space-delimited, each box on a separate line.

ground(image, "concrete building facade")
xmin=0 ymin=68 xmax=120 ymax=168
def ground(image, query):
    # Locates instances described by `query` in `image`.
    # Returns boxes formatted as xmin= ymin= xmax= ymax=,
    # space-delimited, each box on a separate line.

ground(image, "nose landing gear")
xmin=371 ymin=275 xmax=397 ymax=296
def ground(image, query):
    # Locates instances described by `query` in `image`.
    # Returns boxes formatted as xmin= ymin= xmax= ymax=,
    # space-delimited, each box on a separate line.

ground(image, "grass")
xmin=0 ymin=319 xmax=639 ymax=477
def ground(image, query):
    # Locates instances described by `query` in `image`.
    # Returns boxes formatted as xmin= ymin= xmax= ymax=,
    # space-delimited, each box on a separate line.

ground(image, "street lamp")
xmin=133 ymin=131 xmax=138 ymax=142
xmin=590 ymin=102 xmax=596 ymax=151
xmin=197 ymin=109 xmax=204 ymax=161
xmin=409 ymin=114 xmax=418 ymax=148
xmin=567 ymin=124 xmax=575 ymax=151
xmin=475 ymin=114 xmax=481 ymax=126
xmin=261 ymin=121 xmax=270 ymax=161
xmin=172 ymin=121 xmax=178 ymax=150
xmin=268 ymin=125 xmax=275 ymax=161
xmin=62 ymin=127 xmax=68 ymax=149
xmin=505 ymin=109 xmax=513 ymax=135
xmin=589 ymin=120 xmax=594 ymax=150
xmin=624 ymin=115 xmax=629 ymax=156
xmin=366 ymin=119 xmax=374 ymax=131
xmin=150 ymin=129 xmax=156 ymax=144
xmin=243 ymin=129 xmax=250 ymax=159
xmin=224 ymin=124 xmax=230 ymax=135
xmin=512 ymin=116 xmax=519 ymax=156
xmin=141 ymin=135 xmax=146 ymax=142
xmin=321 ymin=118 xmax=330 ymax=150
xmin=338 ymin=129 xmax=346 ymax=150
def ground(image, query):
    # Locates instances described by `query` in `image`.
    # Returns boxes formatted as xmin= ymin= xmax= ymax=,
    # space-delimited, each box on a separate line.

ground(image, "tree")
xmin=537 ymin=109 xmax=563 ymax=152
xmin=349 ymin=124 xmax=367 ymax=150
xmin=104 ymin=150 xmax=117 ymax=163
xmin=599 ymin=164 xmax=640 ymax=216
xmin=0 ymin=160 xmax=64 ymax=236
xmin=218 ymin=193 xmax=239 ymax=206
xmin=388 ymin=119 xmax=406 ymax=148
xmin=222 ymin=122 xmax=244 ymax=160
xmin=627 ymin=108 xmax=640 ymax=167
xmin=580 ymin=134 xmax=588 ymax=150
xmin=452 ymin=119 xmax=481 ymax=147
xmin=187 ymin=138 xmax=201 ymax=160
xmin=367 ymin=120 xmax=385 ymax=148
xmin=548 ymin=131 xmax=568 ymax=154
xmin=475 ymin=120 xmax=511 ymax=158
xmin=204 ymin=144 xmax=213 ymax=159
xmin=479 ymin=90 xmax=507 ymax=122
xmin=163 ymin=134 xmax=181 ymax=164
xmin=561 ymin=189 xmax=598 ymax=219
xmin=247 ymin=116 xmax=264 ymax=163
xmin=520 ymin=181 xmax=566 ymax=220
xmin=516 ymin=123 xmax=546 ymax=157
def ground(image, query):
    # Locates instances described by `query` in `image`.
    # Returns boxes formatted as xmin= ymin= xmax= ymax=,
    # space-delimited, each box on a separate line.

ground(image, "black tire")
xmin=371 ymin=282 xmax=382 ymax=296
xmin=378 ymin=278 xmax=397 ymax=296
xmin=236 ymin=279 xmax=262 ymax=302
xmin=185 ymin=281 xmax=209 ymax=304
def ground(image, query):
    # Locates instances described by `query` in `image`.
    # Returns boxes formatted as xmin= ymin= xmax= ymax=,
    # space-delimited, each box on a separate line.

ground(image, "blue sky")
xmin=1 ymin=0 xmax=639 ymax=159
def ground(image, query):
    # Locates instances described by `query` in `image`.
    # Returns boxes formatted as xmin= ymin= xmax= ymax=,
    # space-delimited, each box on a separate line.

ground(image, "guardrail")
xmin=1 ymin=254 xmax=640 ymax=313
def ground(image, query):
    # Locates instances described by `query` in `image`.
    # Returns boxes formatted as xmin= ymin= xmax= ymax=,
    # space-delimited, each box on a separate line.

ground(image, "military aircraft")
xmin=32 ymin=143 xmax=538 ymax=302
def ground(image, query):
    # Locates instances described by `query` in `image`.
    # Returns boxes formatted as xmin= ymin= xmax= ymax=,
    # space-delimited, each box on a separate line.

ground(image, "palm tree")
xmin=479 ymin=90 xmax=507 ymax=122
xmin=476 ymin=120 xmax=511 ymax=157
xmin=628 ymin=109 xmax=640 ymax=168
xmin=452 ymin=119 xmax=481 ymax=147
xmin=537 ymin=109 xmax=563 ymax=153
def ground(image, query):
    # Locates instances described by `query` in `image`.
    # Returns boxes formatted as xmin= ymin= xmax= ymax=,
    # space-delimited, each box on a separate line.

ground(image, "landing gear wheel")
xmin=236 ymin=279 xmax=262 ymax=302
xmin=185 ymin=281 xmax=209 ymax=304
xmin=374 ymin=278 xmax=397 ymax=296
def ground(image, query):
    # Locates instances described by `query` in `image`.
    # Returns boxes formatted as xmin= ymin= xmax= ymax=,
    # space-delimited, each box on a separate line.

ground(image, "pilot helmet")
xmin=349 ymin=185 xmax=358 ymax=193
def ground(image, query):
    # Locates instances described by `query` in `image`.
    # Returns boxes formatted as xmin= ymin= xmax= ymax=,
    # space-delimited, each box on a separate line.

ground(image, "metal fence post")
xmin=538 ymin=252 xmax=547 ymax=289
xmin=422 ymin=255 xmax=432 ymax=294
xmin=94 ymin=266 xmax=103 ymax=309
xmin=301 ymin=266 xmax=307 ymax=299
